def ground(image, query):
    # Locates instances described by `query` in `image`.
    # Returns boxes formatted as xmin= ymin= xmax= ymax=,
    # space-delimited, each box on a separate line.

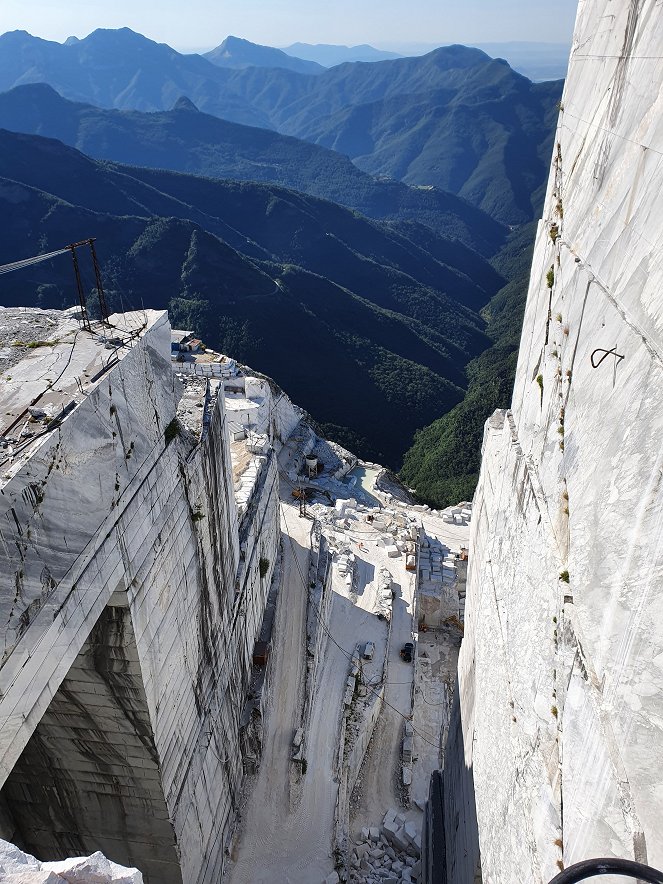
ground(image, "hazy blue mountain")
xmin=282 ymin=43 xmax=402 ymax=66
xmin=471 ymin=42 xmax=571 ymax=82
xmin=273 ymin=48 xmax=563 ymax=223
xmin=0 ymin=28 xmax=271 ymax=128
xmin=0 ymin=83 xmax=505 ymax=255
xmin=0 ymin=129 xmax=507 ymax=466
xmin=204 ymin=36 xmax=323 ymax=74
xmin=0 ymin=29 xmax=561 ymax=223
xmin=361 ymin=41 xmax=572 ymax=81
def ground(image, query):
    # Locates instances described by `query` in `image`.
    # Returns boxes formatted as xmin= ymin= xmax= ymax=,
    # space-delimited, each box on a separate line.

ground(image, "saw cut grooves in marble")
xmin=0 ymin=309 xmax=280 ymax=882
xmin=440 ymin=1 xmax=663 ymax=881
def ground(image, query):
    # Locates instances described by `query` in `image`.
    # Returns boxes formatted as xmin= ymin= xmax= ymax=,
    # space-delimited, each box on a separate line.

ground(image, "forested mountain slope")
xmin=400 ymin=223 xmax=537 ymax=505
xmin=0 ymin=129 xmax=505 ymax=466
xmin=0 ymin=84 xmax=505 ymax=254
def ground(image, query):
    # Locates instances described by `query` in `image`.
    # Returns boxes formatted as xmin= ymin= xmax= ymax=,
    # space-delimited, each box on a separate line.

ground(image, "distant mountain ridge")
xmin=0 ymin=28 xmax=563 ymax=223
xmin=282 ymin=43 xmax=401 ymax=66
xmin=0 ymin=82 xmax=504 ymax=255
xmin=204 ymin=36 xmax=323 ymax=74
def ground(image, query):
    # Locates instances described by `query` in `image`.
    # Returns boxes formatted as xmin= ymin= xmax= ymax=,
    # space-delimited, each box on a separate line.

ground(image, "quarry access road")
xmin=351 ymin=544 xmax=418 ymax=836
xmin=226 ymin=476 xmax=310 ymax=884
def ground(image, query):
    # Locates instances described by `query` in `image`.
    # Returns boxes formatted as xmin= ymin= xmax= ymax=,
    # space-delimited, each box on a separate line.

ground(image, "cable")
xmin=279 ymin=500 xmax=443 ymax=750
xmin=548 ymin=857 xmax=663 ymax=884
xmin=0 ymin=247 xmax=70 ymax=275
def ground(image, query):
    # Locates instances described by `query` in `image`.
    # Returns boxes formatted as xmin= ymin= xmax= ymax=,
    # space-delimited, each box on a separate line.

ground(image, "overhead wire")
xmin=0 ymin=248 xmax=71 ymax=275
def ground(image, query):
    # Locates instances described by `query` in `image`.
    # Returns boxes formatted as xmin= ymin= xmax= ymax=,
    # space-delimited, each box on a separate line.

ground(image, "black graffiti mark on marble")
xmin=590 ymin=347 xmax=625 ymax=369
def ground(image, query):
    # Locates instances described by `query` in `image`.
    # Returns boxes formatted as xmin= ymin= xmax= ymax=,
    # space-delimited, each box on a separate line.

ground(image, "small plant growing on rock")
xmin=556 ymin=313 xmax=562 ymax=322
xmin=559 ymin=570 xmax=570 ymax=583
xmin=550 ymin=223 xmax=559 ymax=243
xmin=551 ymin=705 xmax=558 ymax=718
xmin=259 ymin=557 xmax=270 ymax=579
xmin=547 ymin=268 xmax=555 ymax=289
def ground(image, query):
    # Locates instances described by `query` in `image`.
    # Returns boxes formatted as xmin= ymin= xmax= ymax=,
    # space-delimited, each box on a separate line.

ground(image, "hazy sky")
xmin=0 ymin=0 xmax=578 ymax=50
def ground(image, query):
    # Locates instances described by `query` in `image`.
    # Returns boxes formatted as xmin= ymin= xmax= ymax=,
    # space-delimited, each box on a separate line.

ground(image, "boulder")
xmin=381 ymin=820 xmax=409 ymax=852
xmin=44 ymin=853 xmax=144 ymax=883
xmin=0 ymin=840 xmax=143 ymax=884
xmin=403 ymin=822 xmax=419 ymax=846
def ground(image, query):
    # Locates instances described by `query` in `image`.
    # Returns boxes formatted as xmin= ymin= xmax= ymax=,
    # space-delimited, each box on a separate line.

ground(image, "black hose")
xmin=549 ymin=858 xmax=663 ymax=883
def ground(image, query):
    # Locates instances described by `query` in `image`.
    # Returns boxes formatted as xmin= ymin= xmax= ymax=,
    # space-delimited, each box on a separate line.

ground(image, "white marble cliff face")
xmin=449 ymin=0 xmax=663 ymax=881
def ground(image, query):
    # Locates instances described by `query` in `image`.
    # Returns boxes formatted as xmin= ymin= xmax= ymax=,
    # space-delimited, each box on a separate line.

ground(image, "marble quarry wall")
xmin=0 ymin=310 xmax=279 ymax=882
xmin=442 ymin=0 xmax=663 ymax=881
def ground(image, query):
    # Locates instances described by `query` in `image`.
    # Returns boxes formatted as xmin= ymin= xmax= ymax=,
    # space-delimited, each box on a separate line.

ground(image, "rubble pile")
xmin=348 ymin=808 xmax=422 ymax=884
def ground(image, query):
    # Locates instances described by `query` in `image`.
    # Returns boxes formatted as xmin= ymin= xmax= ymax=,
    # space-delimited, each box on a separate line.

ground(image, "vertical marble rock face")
xmin=0 ymin=308 xmax=277 ymax=882
xmin=0 ymin=311 xmax=179 ymax=783
xmin=442 ymin=1 xmax=663 ymax=882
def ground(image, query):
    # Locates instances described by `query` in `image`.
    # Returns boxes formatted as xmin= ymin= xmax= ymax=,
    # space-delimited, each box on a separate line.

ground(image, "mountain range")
xmin=204 ymin=36 xmax=323 ymax=74
xmin=0 ymin=29 xmax=563 ymax=223
xmin=0 ymin=83 xmax=504 ymax=254
xmin=0 ymin=27 xmax=563 ymax=499
xmin=0 ymin=128 xmax=508 ymax=465
xmin=282 ymin=43 xmax=401 ymax=66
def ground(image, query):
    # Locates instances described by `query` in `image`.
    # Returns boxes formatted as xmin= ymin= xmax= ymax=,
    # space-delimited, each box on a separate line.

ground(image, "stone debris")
xmin=348 ymin=821 xmax=421 ymax=884
xmin=0 ymin=839 xmax=143 ymax=883
xmin=373 ymin=568 xmax=394 ymax=619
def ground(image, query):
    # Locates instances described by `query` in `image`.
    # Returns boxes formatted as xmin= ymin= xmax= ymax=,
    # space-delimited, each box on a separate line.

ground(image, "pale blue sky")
xmin=0 ymin=0 xmax=578 ymax=50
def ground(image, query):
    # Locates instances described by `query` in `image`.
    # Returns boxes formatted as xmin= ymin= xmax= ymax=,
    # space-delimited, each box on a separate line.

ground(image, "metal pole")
xmin=88 ymin=238 xmax=110 ymax=324
xmin=69 ymin=245 xmax=91 ymax=332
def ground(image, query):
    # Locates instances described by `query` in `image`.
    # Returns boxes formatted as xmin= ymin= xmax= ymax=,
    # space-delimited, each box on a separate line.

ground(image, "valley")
xmin=0 ymin=25 xmax=559 ymax=506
